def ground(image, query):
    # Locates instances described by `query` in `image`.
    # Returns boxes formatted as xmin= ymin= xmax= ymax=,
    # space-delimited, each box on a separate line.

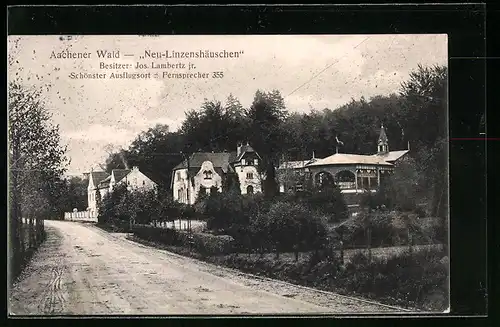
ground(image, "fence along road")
xmin=9 ymin=220 xmax=410 ymax=315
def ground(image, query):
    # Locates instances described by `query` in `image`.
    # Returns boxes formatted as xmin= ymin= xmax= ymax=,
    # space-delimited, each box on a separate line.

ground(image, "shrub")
xmin=98 ymin=183 xmax=128 ymax=225
xmin=191 ymin=233 xmax=236 ymax=256
xmin=132 ymin=224 xmax=236 ymax=256
xmin=336 ymin=248 xmax=448 ymax=310
xmin=263 ymin=201 xmax=328 ymax=253
xmin=132 ymin=224 xmax=179 ymax=245
xmin=338 ymin=209 xmax=444 ymax=248
xmin=178 ymin=203 xmax=197 ymax=220
xmin=297 ymin=185 xmax=348 ymax=222
xmin=202 ymin=190 xmax=244 ymax=231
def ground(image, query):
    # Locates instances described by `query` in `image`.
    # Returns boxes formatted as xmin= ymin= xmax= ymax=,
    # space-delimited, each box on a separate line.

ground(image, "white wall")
xmin=172 ymin=168 xmax=189 ymax=203
xmin=99 ymin=187 xmax=109 ymax=199
xmin=235 ymin=164 xmax=262 ymax=195
xmin=172 ymin=162 xmax=223 ymax=204
xmin=117 ymin=168 xmax=157 ymax=191
xmin=192 ymin=161 xmax=223 ymax=202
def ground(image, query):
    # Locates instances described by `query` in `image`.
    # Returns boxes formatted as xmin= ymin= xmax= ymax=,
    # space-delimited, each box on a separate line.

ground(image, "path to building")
xmin=9 ymin=220 xmax=410 ymax=316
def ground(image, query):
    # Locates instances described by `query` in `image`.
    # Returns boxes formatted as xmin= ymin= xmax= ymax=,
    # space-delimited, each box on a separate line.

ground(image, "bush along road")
xmin=128 ymin=223 xmax=448 ymax=312
xmin=9 ymin=220 xmax=409 ymax=315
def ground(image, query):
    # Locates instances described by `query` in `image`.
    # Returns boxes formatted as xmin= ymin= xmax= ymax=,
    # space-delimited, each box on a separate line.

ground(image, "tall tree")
xmin=8 ymin=80 xmax=68 ymax=281
xmin=180 ymin=96 xmax=247 ymax=153
xmin=105 ymin=124 xmax=186 ymax=192
xmin=399 ymin=64 xmax=448 ymax=218
xmin=246 ymin=90 xmax=288 ymax=198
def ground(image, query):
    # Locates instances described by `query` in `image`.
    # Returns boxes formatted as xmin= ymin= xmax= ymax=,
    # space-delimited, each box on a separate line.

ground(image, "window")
xmin=241 ymin=159 xmax=246 ymax=165
xmin=254 ymin=159 xmax=258 ymax=165
xmin=246 ymin=172 xmax=254 ymax=180
xmin=176 ymin=172 xmax=181 ymax=181
xmin=203 ymin=170 xmax=213 ymax=180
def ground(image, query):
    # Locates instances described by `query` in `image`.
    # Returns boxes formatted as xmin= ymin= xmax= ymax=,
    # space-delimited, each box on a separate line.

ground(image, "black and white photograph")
xmin=8 ymin=33 xmax=449 ymax=316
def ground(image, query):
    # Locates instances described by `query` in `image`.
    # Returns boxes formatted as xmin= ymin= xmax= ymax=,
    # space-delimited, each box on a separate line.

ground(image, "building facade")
xmin=278 ymin=125 xmax=410 ymax=194
xmin=171 ymin=143 xmax=263 ymax=204
xmin=87 ymin=166 xmax=157 ymax=217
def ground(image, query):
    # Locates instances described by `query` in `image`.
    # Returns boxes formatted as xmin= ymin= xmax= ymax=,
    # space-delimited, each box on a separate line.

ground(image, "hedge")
xmin=132 ymin=224 xmax=179 ymax=244
xmin=132 ymin=224 xmax=236 ymax=256
xmin=181 ymin=231 xmax=236 ymax=256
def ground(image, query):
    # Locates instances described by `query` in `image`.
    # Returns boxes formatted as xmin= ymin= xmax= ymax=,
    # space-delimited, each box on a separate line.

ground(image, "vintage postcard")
xmin=8 ymin=34 xmax=449 ymax=316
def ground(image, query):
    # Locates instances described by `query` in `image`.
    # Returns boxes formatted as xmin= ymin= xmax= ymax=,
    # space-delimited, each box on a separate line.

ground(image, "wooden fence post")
xmin=367 ymin=227 xmax=372 ymax=263
xmin=340 ymin=240 xmax=344 ymax=265
xmin=408 ymin=228 xmax=413 ymax=254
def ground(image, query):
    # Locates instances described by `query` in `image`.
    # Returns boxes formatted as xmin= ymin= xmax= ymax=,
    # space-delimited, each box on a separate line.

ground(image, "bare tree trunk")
xmin=29 ymin=216 xmax=34 ymax=249
xmin=9 ymin=166 xmax=22 ymax=284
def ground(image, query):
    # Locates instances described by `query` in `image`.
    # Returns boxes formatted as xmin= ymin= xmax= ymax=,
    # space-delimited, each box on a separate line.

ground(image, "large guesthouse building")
xmin=171 ymin=143 xmax=263 ymax=204
xmin=278 ymin=125 xmax=410 ymax=194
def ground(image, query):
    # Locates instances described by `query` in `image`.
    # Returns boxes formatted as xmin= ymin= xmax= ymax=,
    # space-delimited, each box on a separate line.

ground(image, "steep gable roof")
xmin=112 ymin=169 xmax=131 ymax=183
xmin=378 ymin=125 xmax=389 ymax=143
xmin=138 ymin=166 xmax=167 ymax=187
xmin=90 ymin=171 xmax=109 ymax=188
xmin=98 ymin=175 xmax=111 ymax=189
xmin=236 ymin=144 xmax=261 ymax=162
xmin=173 ymin=152 xmax=236 ymax=173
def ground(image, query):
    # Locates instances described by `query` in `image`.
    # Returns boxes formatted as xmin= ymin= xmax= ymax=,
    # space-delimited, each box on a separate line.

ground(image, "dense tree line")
xmin=104 ymin=64 xmax=448 ymax=217
xmin=8 ymin=80 xmax=69 ymax=282
xmin=8 ymin=37 xmax=80 ymax=283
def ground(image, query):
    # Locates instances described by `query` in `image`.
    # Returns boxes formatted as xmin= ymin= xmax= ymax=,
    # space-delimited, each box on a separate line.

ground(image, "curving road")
xmin=9 ymin=220 xmax=408 ymax=316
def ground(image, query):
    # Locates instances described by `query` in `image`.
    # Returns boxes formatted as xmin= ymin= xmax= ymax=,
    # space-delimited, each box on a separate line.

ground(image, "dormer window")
xmin=203 ymin=170 xmax=213 ymax=180
xmin=254 ymin=159 xmax=258 ymax=165
xmin=241 ymin=159 xmax=246 ymax=165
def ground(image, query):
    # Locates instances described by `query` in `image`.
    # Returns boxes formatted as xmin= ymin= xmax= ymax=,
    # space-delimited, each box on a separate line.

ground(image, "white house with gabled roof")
xmin=87 ymin=166 xmax=157 ymax=217
xmin=171 ymin=142 xmax=263 ymax=204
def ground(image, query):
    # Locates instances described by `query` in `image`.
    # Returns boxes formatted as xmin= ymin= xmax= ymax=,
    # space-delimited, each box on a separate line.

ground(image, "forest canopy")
xmin=103 ymin=64 xmax=447 ymax=211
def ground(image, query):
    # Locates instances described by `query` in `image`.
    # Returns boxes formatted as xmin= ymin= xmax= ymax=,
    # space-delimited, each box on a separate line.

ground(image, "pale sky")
xmin=8 ymin=34 xmax=447 ymax=175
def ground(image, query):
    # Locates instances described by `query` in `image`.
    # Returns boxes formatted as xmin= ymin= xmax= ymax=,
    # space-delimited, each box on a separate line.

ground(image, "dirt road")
xmin=9 ymin=220 xmax=409 ymax=315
